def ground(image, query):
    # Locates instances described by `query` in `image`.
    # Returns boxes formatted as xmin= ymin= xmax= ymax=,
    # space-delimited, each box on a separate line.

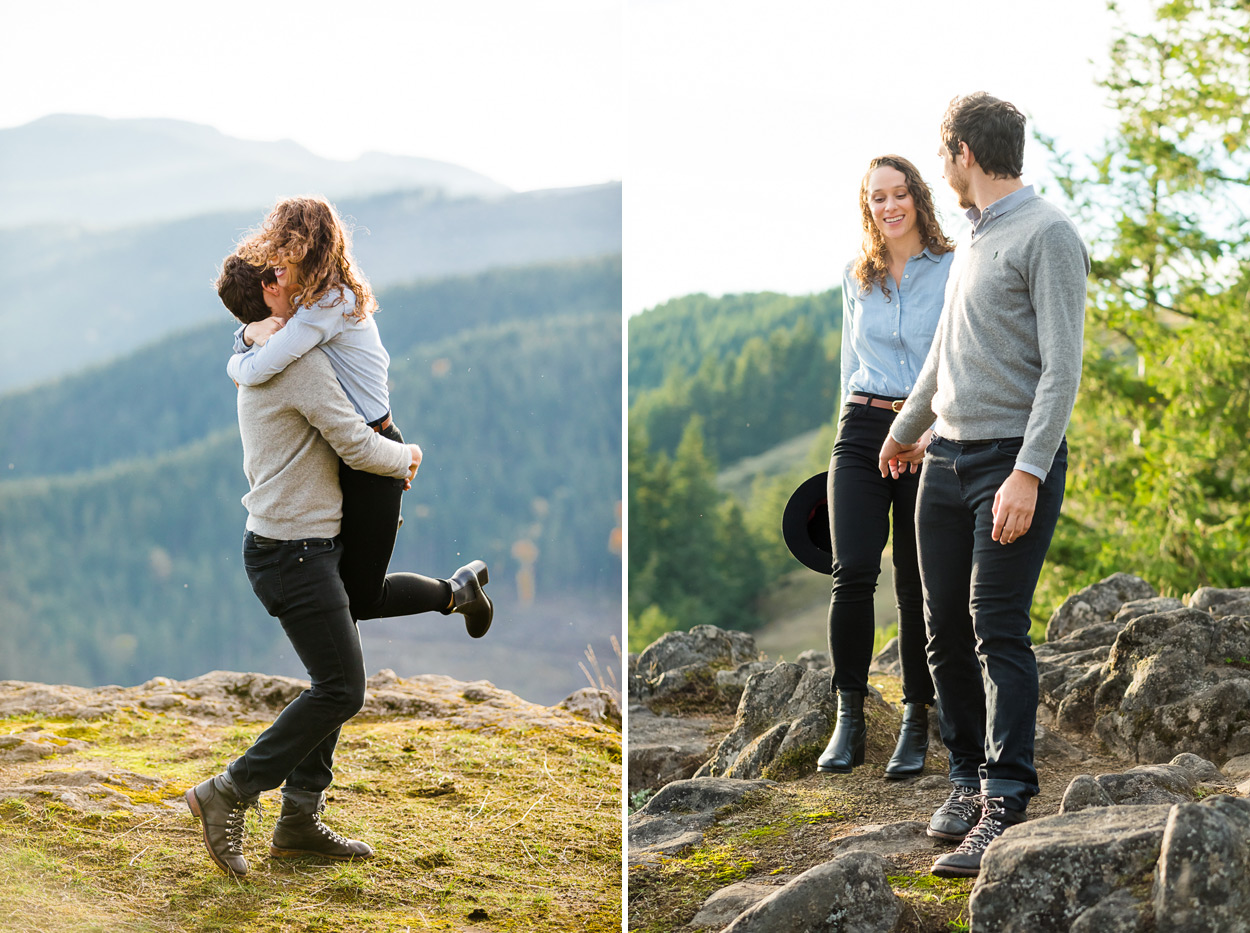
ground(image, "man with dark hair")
xmin=215 ymin=255 xmax=277 ymax=326
xmin=880 ymin=92 xmax=1089 ymax=878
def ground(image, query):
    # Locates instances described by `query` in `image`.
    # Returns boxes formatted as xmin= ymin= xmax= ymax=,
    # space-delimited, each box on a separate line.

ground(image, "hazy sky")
xmin=625 ymin=0 xmax=1152 ymax=314
xmin=1 ymin=0 xmax=622 ymax=192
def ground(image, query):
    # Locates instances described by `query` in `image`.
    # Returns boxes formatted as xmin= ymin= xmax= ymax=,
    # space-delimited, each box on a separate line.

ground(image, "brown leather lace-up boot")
xmin=269 ymin=790 xmax=374 ymax=860
xmin=185 ymin=772 xmax=260 ymax=876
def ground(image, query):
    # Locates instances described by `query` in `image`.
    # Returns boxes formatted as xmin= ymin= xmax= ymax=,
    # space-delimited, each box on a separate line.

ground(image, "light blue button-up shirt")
xmin=839 ymin=247 xmax=954 ymax=405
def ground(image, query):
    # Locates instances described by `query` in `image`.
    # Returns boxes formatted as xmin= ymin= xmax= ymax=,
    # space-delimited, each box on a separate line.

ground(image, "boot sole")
xmin=185 ymin=787 xmax=245 ymax=876
xmin=269 ymin=846 xmax=374 ymax=861
xmin=926 ymin=826 xmax=971 ymax=843
xmin=931 ymin=861 xmax=981 ymax=878
xmin=884 ymin=767 xmax=925 ymax=780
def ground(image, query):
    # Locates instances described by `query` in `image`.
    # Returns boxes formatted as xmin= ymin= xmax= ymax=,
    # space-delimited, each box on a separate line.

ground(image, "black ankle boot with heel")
xmin=884 ymin=702 xmax=931 ymax=778
xmin=816 ymin=689 xmax=867 ymax=774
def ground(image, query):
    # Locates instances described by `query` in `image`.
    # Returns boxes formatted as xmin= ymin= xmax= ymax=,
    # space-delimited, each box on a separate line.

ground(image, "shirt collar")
xmin=965 ymin=184 xmax=1036 ymax=232
xmin=917 ymin=245 xmax=943 ymax=263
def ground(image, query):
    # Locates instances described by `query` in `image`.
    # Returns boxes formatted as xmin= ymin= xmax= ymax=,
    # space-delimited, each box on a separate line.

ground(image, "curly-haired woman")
xmin=816 ymin=155 xmax=954 ymax=778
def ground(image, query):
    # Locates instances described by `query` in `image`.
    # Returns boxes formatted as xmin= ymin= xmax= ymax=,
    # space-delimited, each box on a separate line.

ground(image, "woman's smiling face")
xmin=867 ymin=165 xmax=917 ymax=243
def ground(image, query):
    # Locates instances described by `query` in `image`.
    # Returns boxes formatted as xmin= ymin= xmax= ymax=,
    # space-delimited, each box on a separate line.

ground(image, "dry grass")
xmin=0 ymin=705 xmax=621 ymax=933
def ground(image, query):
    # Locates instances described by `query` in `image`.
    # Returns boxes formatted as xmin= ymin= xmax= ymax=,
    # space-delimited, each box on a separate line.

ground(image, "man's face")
xmin=261 ymin=275 xmax=295 ymax=318
xmin=940 ymin=143 xmax=975 ymax=211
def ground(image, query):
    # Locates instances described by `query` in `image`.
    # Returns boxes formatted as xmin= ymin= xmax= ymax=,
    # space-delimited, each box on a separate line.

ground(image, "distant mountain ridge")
xmin=0 ymin=182 xmax=621 ymax=393
xmin=0 ymin=114 xmax=510 ymax=228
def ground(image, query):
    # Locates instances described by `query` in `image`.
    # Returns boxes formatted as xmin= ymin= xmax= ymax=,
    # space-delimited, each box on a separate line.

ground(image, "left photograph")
xmin=0 ymin=4 xmax=623 ymax=932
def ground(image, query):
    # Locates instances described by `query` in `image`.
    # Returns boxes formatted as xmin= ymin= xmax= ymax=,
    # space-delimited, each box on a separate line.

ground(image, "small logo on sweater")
xmin=993 ymin=251 xmax=999 ymax=260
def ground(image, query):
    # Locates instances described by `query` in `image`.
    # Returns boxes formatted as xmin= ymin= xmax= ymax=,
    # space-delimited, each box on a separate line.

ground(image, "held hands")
xmin=404 ymin=443 xmax=423 ymax=491
xmin=992 ymin=470 xmax=1040 ymax=545
xmin=243 ymin=317 xmax=285 ymax=347
xmin=878 ymin=433 xmax=925 ymax=479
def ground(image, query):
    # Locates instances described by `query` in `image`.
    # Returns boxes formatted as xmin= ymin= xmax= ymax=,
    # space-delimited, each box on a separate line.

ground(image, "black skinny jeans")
xmin=339 ymin=420 xmax=450 ymax=621
xmin=230 ymin=533 xmax=367 ymax=795
xmin=917 ymin=434 xmax=1067 ymax=812
xmin=826 ymin=401 xmax=934 ymax=705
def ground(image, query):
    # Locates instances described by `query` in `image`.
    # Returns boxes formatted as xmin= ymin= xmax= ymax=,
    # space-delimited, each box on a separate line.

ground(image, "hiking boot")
xmin=931 ymin=797 xmax=1026 ymax=878
xmin=927 ymin=785 xmax=983 ymax=842
xmin=269 ymin=790 xmax=373 ymax=860
xmin=184 ymin=772 xmax=260 ymax=876
xmin=816 ymin=690 xmax=867 ymax=774
xmin=884 ymin=702 xmax=930 ymax=778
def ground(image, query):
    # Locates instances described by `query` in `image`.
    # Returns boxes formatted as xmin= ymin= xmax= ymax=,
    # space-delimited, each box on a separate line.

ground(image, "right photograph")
xmin=625 ymin=1 xmax=1250 ymax=931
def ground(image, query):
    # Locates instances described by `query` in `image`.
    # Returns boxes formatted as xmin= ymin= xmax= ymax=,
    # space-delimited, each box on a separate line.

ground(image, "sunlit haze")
xmin=3 ymin=0 xmax=622 ymax=192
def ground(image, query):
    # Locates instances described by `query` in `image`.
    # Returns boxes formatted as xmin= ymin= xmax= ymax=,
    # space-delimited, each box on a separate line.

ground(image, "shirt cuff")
xmin=232 ymin=324 xmax=250 ymax=354
xmin=1014 ymin=461 xmax=1048 ymax=483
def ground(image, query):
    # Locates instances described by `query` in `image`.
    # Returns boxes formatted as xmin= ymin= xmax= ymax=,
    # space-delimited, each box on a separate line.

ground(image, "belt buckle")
xmin=891 ymin=400 xmax=905 ymax=413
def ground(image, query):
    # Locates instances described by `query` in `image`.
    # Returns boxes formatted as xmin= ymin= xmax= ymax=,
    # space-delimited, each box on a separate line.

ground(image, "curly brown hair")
xmin=851 ymin=155 xmax=954 ymax=299
xmin=237 ymin=196 xmax=377 ymax=322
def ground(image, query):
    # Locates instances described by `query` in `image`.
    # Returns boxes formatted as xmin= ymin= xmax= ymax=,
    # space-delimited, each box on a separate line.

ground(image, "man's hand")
xmin=243 ymin=317 xmax=285 ymax=347
xmin=992 ymin=470 xmax=1040 ymax=544
xmin=879 ymin=434 xmax=920 ymax=479
xmin=404 ymin=443 xmax=423 ymax=490
xmin=894 ymin=428 xmax=933 ymax=474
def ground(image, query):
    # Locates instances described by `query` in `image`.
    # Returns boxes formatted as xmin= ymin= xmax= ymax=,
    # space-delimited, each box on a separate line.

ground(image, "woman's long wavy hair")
xmin=851 ymin=155 xmax=953 ymax=299
xmin=238 ymin=196 xmax=376 ymax=321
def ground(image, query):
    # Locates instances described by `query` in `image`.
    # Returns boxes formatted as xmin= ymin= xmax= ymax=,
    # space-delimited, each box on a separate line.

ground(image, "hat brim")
xmin=782 ymin=472 xmax=832 ymax=574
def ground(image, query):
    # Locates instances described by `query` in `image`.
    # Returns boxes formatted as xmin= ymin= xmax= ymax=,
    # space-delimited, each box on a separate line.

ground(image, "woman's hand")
xmin=879 ymin=435 xmax=919 ymax=479
xmin=243 ymin=317 xmax=285 ymax=347
xmin=404 ymin=444 xmax=423 ymax=490
xmin=896 ymin=429 xmax=932 ymax=474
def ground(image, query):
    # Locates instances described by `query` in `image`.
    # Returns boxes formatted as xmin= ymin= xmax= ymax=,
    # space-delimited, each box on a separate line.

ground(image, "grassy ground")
xmin=0 ymin=705 xmax=621 ymax=933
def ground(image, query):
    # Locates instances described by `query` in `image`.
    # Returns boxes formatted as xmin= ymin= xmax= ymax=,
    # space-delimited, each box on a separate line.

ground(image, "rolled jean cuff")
xmin=982 ymin=779 xmax=1035 ymax=813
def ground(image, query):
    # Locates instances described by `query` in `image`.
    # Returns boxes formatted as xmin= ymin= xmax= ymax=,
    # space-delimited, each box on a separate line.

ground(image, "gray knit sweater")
xmin=237 ymin=348 xmax=412 ymax=539
xmin=891 ymin=194 xmax=1089 ymax=478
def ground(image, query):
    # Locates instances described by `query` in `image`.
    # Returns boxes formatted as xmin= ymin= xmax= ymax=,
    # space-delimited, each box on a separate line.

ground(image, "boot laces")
xmin=313 ymin=803 xmax=350 ymax=845
xmin=224 ymin=797 xmax=263 ymax=854
xmin=954 ymin=800 xmax=1011 ymax=855
xmin=936 ymin=786 xmax=982 ymax=824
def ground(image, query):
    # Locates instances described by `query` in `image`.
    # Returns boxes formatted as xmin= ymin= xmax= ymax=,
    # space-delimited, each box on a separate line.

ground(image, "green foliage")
xmin=628 ymin=419 xmax=768 ymax=642
xmin=1037 ymin=0 xmax=1250 ymax=614
xmin=628 ymin=291 xmax=841 ymax=463
xmin=627 ymin=290 xmax=843 ymax=648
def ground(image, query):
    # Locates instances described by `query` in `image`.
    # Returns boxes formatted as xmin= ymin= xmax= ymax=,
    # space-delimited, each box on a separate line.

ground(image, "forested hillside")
xmin=626 ymin=289 xmax=842 ymax=647
xmin=0 ymin=256 xmax=621 ymax=479
xmin=0 ymin=259 xmax=621 ymax=697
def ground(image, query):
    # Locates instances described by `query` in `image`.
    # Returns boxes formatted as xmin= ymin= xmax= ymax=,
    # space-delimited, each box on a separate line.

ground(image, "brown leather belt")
xmin=848 ymin=394 xmax=907 ymax=413
xmin=370 ymin=413 xmax=393 ymax=433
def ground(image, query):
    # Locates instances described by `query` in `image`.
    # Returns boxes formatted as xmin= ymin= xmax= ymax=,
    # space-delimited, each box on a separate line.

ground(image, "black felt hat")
xmin=782 ymin=472 xmax=832 ymax=574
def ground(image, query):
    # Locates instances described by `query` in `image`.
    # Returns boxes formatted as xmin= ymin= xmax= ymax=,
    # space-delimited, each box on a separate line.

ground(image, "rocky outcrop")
xmin=697 ymin=662 xmax=902 ymax=781
xmin=631 ymin=626 xmax=761 ymax=704
xmin=973 ymin=789 xmax=1250 ymax=933
xmin=721 ymin=852 xmax=902 ymax=933
xmin=0 ymin=670 xmax=614 ymax=736
xmin=629 ymin=777 xmax=774 ymax=862
xmin=631 ymin=576 xmax=1250 ymax=932
xmin=629 ymin=707 xmax=731 ymax=793
xmin=1040 ymin=602 xmax=1250 ymax=764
